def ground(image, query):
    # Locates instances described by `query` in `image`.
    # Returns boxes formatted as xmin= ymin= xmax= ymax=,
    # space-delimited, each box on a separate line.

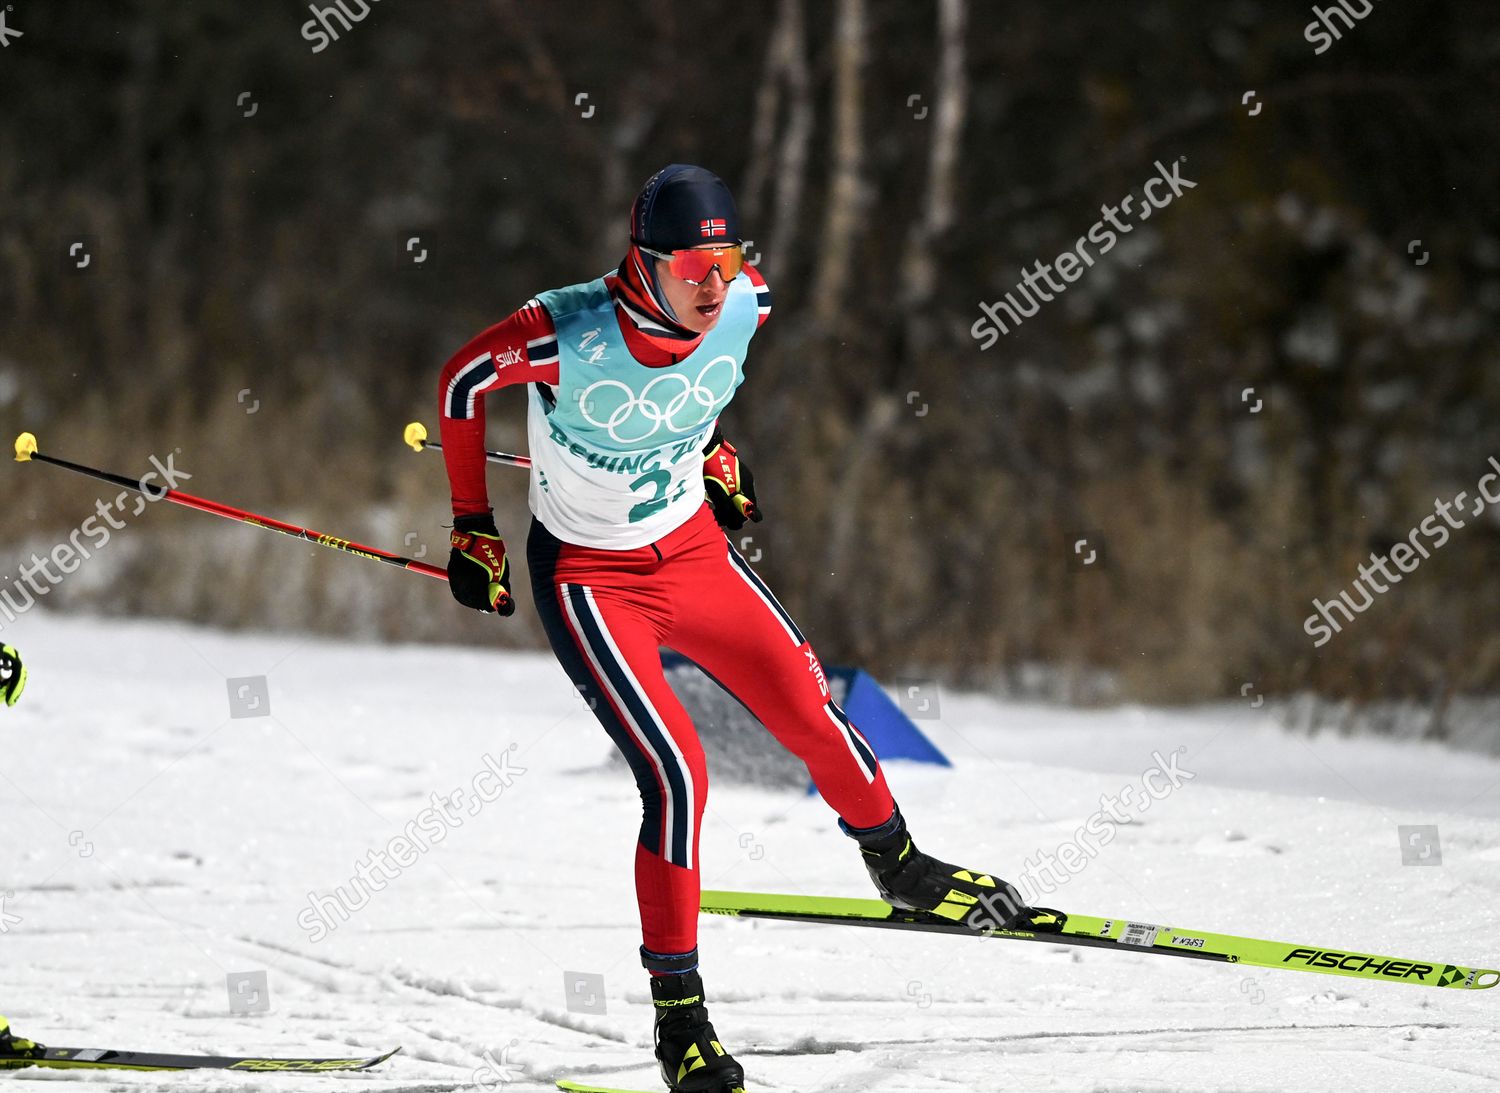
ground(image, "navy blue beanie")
xmin=630 ymin=164 xmax=741 ymax=251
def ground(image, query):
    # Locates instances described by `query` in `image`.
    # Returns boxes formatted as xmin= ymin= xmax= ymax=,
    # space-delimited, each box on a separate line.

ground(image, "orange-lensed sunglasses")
xmin=637 ymin=243 xmax=746 ymax=285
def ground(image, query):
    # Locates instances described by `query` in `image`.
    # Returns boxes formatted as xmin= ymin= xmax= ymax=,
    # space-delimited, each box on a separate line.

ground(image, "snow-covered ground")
xmin=3 ymin=610 xmax=1498 ymax=1092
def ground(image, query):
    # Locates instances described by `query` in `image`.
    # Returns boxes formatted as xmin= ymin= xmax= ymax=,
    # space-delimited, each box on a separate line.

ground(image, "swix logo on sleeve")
xmin=495 ymin=346 xmax=524 ymax=369
xmin=803 ymin=647 xmax=828 ymax=697
xmin=700 ymin=219 xmax=727 ymax=237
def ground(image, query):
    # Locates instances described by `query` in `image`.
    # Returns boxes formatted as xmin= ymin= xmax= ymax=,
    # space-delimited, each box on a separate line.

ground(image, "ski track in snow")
xmin=2 ymin=610 xmax=1499 ymax=1092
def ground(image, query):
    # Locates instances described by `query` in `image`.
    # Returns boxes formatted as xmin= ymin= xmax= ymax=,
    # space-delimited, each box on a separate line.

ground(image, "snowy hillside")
xmin=3 ymin=610 xmax=1498 ymax=1092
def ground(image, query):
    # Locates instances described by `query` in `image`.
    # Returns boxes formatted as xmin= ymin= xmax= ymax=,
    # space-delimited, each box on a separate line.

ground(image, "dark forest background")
xmin=3 ymin=0 xmax=1498 ymax=738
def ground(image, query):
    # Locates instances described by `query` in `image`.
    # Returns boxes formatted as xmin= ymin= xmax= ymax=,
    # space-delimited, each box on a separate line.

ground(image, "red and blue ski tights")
xmin=528 ymin=502 xmax=896 ymax=962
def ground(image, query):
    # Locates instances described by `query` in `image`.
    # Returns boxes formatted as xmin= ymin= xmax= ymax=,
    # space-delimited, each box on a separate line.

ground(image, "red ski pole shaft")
xmin=13 ymin=432 xmax=448 ymax=582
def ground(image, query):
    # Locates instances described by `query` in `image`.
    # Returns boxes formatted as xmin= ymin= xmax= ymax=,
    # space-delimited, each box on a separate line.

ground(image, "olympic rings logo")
xmin=576 ymin=355 xmax=738 ymax=444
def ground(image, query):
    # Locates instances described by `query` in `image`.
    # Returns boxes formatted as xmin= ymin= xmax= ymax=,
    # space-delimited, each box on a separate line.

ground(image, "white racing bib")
xmin=527 ymin=275 xmax=757 ymax=549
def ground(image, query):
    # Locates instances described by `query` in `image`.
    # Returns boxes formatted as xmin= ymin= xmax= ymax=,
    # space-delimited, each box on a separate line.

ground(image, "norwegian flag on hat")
xmin=630 ymin=165 xmax=741 ymax=250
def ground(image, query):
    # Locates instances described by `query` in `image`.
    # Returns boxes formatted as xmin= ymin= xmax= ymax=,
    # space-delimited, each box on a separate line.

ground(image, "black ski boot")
xmin=644 ymin=956 xmax=746 ymax=1093
xmin=0 ymin=1016 xmax=43 ymax=1066
xmin=843 ymin=806 xmax=1031 ymax=932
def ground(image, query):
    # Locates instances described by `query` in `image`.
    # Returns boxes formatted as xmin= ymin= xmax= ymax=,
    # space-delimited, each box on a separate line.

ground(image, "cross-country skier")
xmin=0 ymin=645 xmax=25 ymax=707
xmin=436 ymin=164 xmax=1028 ymax=1092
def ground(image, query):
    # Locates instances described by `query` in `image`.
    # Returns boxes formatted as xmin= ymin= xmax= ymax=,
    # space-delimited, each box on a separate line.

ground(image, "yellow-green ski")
xmin=0 ymin=1016 xmax=399 ymax=1072
xmin=700 ymin=890 xmax=1499 ymax=993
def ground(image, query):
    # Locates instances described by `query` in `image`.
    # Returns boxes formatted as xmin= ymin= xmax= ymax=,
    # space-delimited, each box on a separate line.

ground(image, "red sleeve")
xmin=437 ymin=299 xmax=561 ymax=518
xmin=743 ymin=263 xmax=772 ymax=328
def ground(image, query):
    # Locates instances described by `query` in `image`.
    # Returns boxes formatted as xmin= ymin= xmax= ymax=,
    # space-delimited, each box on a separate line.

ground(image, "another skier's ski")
xmin=556 ymin=1081 xmax=658 ymax=1093
xmin=0 ymin=1016 xmax=400 ymax=1072
xmin=700 ymin=890 xmax=1499 ymax=993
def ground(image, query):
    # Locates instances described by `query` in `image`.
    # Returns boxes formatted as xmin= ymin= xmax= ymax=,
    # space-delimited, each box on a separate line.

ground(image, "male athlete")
xmin=0 ymin=645 xmax=24 ymax=707
xmin=436 ymin=165 xmax=1027 ymax=1092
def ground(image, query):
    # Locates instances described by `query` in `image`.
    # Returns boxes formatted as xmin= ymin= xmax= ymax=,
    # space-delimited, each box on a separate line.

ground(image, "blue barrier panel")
xmin=827 ymin=667 xmax=951 ymax=768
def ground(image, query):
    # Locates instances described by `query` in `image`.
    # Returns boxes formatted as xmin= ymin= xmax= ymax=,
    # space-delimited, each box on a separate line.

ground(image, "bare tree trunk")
xmin=766 ymin=0 xmax=813 ymax=281
xmin=741 ymin=0 xmax=789 ymax=221
xmin=741 ymin=0 xmax=813 ymax=449
xmin=811 ymin=0 xmax=867 ymax=333
xmin=900 ymin=0 xmax=968 ymax=324
xmin=820 ymin=392 xmax=900 ymax=606
xmin=592 ymin=85 xmax=659 ymax=273
xmin=740 ymin=0 xmax=812 ymax=283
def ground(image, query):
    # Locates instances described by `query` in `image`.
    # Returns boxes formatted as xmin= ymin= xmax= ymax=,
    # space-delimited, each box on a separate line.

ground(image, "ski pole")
xmin=12 ymin=432 xmax=448 ymax=582
xmin=403 ymin=422 xmax=531 ymax=469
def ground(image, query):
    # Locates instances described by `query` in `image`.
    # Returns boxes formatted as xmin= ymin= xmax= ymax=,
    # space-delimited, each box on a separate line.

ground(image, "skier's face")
xmin=657 ymin=252 xmax=730 ymax=333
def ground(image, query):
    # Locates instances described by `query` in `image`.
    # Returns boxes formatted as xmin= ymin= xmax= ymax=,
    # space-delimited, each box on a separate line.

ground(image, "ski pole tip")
xmin=403 ymin=422 xmax=429 ymax=452
xmin=13 ymin=433 xmax=37 ymax=462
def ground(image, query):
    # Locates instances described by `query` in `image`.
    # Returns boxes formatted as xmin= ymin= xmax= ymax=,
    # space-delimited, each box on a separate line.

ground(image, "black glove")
xmin=447 ymin=513 xmax=515 ymax=616
xmin=703 ymin=430 xmax=763 ymax=531
xmin=0 ymin=644 xmax=26 ymax=707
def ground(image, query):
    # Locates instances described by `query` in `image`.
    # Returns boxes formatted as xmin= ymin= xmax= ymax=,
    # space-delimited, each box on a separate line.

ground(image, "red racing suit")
xmin=438 ymin=262 xmax=896 ymax=957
